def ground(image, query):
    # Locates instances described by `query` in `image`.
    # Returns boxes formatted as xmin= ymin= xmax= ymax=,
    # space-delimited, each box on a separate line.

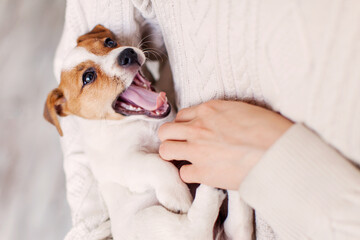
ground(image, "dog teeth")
xmin=120 ymin=102 xmax=142 ymax=111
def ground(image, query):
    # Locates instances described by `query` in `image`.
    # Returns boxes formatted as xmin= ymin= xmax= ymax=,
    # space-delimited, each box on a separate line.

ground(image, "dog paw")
xmin=186 ymin=185 xmax=226 ymax=232
xmin=156 ymin=183 xmax=193 ymax=214
xmin=195 ymin=185 xmax=226 ymax=204
xmin=224 ymin=191 xmax=253 ymax=240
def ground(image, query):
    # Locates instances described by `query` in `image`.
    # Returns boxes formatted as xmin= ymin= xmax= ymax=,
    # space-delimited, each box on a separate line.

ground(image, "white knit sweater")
xmin=55 ymin=0 xmax=360 ymax=239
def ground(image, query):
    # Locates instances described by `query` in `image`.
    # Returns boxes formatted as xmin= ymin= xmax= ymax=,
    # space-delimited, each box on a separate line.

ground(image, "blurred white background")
xmin=0 ymin=0 xmax=71 ymax=239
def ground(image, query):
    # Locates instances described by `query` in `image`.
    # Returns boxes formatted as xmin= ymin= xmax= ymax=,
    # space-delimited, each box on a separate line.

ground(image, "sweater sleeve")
xmin=239 ymin=123 xmax=360 ymax=240
xmin=53 ymin=0 xmax=89 ymax=82
xmin=54 ymin=1 xmax=112 ymax=239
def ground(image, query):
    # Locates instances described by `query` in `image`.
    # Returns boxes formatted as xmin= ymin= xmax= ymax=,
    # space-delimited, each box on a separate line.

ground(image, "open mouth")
xmin=112 ymin=72 xmax=170 ymax=118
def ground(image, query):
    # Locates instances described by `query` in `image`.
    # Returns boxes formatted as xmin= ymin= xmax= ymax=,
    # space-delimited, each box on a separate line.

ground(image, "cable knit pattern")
xmin=150 ymin=0 xmax=260 ymax=108
xmin=54 ymin=0 xmax=360 ymax=239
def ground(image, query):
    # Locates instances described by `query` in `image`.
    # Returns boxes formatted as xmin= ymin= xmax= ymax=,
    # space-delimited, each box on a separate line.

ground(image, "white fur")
xmin=62 ymin=47 xmax=98 ymax=71
xmin=79 ymin=113 xmax=193 ymax=213
xmin=224 ymin=191 xmax=253 ymax=240
xmin=102 ymin=183 xmax=225 ymax=240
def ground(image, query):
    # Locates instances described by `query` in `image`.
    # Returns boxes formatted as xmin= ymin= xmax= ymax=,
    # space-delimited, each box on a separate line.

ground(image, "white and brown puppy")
xmin=44 ymin=24 xmax=192 ymax=213
xmin=44 ymin=25 xmax=228 ymax=240
xmin=45 ymin=25 xmax=253 ymax=240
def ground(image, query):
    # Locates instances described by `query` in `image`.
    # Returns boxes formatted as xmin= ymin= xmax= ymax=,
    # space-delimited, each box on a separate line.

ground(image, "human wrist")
xmin=265 ymin=116 xmax=293 ymax=149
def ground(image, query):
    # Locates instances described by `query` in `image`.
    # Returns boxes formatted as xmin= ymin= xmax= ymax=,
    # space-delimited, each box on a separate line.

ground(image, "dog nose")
xmin=118 ymin=48 xmax=138 ymax=67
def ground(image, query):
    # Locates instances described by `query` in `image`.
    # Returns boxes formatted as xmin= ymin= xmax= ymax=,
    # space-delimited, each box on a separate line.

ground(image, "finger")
xmin=175 ymin=106 xmax=198 ymax=122
xmin=158 ymin=122 xmax=192 ymax=141
xmin=179 ymin=164 xmax=200 ymax=183
xmin=159 ymin=140 xmax=191 ymax=161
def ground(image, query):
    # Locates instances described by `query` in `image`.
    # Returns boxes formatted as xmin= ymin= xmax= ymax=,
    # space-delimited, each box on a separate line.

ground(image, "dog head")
xmin=44 ymin=25 xmax=170 ymax=136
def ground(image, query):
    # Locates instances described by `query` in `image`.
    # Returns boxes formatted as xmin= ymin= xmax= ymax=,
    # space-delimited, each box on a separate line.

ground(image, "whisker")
xmin=143 ymin=48 xmax=165 ymax=62
xmin=138 ymin=40 xmax=156 ymax=50
xmin=137 ymin=32 xmax=163 ymax=49
xmin=143 ymin=47 xmax=165 ymax=56
xmin=143 ymin=50 xmax=162 ymax=62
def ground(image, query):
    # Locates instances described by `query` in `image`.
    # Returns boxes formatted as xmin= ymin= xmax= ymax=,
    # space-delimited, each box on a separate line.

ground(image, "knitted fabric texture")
xmin=55 ymin=0 xmax=360 ymax=239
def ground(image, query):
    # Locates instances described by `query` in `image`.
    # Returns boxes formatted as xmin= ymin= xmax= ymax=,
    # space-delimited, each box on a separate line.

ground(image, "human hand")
xmin=158 ymin=100 xmax=293 ymax=190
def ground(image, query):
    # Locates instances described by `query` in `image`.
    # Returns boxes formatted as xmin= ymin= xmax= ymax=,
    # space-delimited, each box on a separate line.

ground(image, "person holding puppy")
xmin=56 ymin=0 xmax=360 ymax=239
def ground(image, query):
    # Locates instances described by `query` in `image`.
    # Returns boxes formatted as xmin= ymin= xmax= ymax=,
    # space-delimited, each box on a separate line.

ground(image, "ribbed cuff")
xmin=239 ymin=123 xmax=360 ymax=239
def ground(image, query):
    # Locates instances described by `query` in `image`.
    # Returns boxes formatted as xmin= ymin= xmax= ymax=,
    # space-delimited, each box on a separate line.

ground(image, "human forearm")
xmin=239 ymin=123 xmax=360 ymax=239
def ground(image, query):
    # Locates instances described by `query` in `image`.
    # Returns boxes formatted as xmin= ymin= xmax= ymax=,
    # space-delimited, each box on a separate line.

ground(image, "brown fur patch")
xmin=58 ymin=60 xmax=125 ymax=120
xmin=77 ymin=24 xmax=120 ymax=56
xmin=44 ymin=88 xmax=67 ymax=136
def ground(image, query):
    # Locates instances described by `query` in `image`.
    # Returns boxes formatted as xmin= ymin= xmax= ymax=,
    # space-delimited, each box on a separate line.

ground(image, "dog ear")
xmin=77 ymin=24 xmax=112 ymax=44
xmin=43 ymin=88 xmax=67 ymax=136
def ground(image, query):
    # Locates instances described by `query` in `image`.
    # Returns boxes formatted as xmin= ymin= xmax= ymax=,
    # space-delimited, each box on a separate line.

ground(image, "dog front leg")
xmin=132 ymin=184 xmax=225 ymax=240
xmin=224 ymin=190 xmax=254 ymax=240
xmin=128 ymin=153 xmax=193 ymax=213
xmin=187 ymin=184 xmax=226 ymax=239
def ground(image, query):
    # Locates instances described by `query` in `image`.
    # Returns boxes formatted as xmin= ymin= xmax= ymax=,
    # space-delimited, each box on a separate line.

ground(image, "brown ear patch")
xmin=43 ymin=88 xmax=67 ymax=136
xmin=76 ymin=24 xmax=117 ymax=56
xmin=77 ymin=24 xmax=113 ymax=44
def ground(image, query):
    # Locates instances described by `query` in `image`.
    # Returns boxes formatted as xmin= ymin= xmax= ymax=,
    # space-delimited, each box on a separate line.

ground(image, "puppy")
xmin=45 ymin=25 xmax=253 ymax=240
xmin=44 ymin=24 xmax=193 ymax=213
xmin=44 ymin=25 xmax=228 ymax=240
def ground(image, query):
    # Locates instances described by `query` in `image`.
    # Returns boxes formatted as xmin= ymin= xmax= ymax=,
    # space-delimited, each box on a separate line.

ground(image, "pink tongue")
xmin=120 ymin=85 xmax=166 ymax=111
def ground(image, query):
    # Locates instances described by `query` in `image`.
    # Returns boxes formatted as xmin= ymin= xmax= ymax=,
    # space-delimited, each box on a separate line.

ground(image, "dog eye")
xmin=104 ymin=38 xmax=117 ymax=48
xmin=82 ymin=69 xmax=97 ymax=86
